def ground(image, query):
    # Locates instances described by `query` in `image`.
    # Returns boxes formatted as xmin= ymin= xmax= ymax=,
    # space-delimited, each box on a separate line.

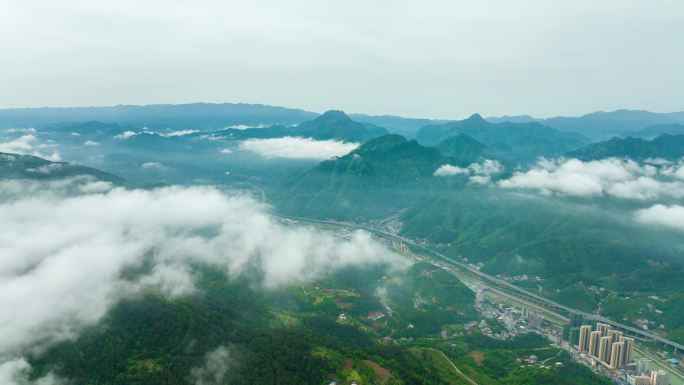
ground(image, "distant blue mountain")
xmin=485 ymin=115 xmax=536 ymax=124
xmin=490 ymin=110 xmax=684 ymax=140
xmin=212 ymin=110 xmax=388 ymax=142
xmin=0 ymin=103 xmax=317 ymax=130
xmin=621 ymin=123 xmax=684 ymax=139
xmin=541 ymin=109 xmax=684 ymax=140
xmin=567 ymin=134 xmax=684 ymax=161
xmin=350 ymin=114 xmax=452 ymax=137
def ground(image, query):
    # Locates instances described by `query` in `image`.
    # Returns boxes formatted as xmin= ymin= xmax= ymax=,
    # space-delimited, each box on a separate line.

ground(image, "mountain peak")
xmin=465 ymin=113 xmax=486 ymax=123
xmin=316 ymin=110 xmax=351 ymax=122
xmin=295 ymin=110 xmax=387 ymax=142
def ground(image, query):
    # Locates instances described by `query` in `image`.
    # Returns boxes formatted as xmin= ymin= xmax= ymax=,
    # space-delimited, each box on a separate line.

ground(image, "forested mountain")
xmin=567 ymin=134 xmax=684 ymax=161
xmin=213 ymin=110 xmax=387 ymax=142
xmin=277 ymin=134 xmax=458 ymax=219
xmin=26 ymin=263 xmax=605 ymax=385
xmin=436 ymin=133 xmax=503 ymax=165
xmin=415 ymin=114 xmax=588 ymax=163
xmin=400 ymin=189 xmax=684 ymax=316
xmin=0 ymin=152 xmax=126 ymax=184
xmin=288 ymin=110 xmax=388 ymax=142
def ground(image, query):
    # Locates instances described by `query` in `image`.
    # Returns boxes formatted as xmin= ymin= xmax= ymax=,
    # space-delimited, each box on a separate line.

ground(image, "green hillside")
xmin=276 ymin=134 xmax=460 ymax=219
xmin=28 ymin=263 xmax=609 ymax=385
xmin=436 ymin=133 xmax=503 ymax=165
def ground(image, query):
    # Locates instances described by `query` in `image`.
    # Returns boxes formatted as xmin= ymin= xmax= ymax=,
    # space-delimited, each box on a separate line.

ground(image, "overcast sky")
xmin=1 ymin=0 xmax=683 ymax=118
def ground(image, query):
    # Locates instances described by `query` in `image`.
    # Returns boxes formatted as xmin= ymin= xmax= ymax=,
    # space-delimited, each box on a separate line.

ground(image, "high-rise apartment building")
xmin=609 ymin=342 xmax=624 ymax=369
xmin=598 ymin=336 xmax=612 ymax=363
xmin=621 ymin=337 xmax=634 ymax=364
xmin=597 ymin=323 xmax=611 ymax=337
xmin=608 ymin=329 xmax=623 ymax=343
xmin=579 ymin=325 xmax=592 ymax=352
xmin=589 ymin=331 xmax=602 ymax=357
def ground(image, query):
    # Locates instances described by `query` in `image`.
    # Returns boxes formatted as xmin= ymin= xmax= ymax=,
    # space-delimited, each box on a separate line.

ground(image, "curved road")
xmin=272 ymin=214 xmax=684 ymax=354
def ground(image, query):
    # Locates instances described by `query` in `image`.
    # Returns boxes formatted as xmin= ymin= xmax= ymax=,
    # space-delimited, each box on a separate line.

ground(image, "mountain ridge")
xmin=415 ymin=114 xmax=588 ymax=163
xmin=567 ymin=134 xmax=684 ymax=161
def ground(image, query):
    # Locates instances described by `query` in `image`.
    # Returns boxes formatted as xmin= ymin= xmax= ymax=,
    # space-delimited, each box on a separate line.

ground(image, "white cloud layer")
xmin=434 ymin=159 xmax=502 ymax=184
xmin=434 ymin=164 xmax=469 ymax=176
xmin=636 ymin=204 xmax=684 ymax=231
xmin=141 ymin=161 xmax=163 ymax=169
xmin=113 ymin=131 xmax=137 ymax=139
xmin=239 ymin=137 xmax=359 ymax=159
xmin=0 ymin=135 xmax=61 ymax=161
xmin=499 ymin=157 xmax=684 ymax=200
xmin=0 ymin=178 xmax=401 ymax=382
xmin=162 ymin=130 xmax=198 ymax=137
xmin=0 ymin=359 xmax=62 ymax=385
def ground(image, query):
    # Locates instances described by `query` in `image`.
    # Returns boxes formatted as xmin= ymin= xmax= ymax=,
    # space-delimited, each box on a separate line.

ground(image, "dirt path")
xmin=430 ymin=348 xmax=480 ymax=385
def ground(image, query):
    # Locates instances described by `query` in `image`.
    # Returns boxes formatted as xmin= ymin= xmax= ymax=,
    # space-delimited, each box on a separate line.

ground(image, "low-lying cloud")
xmin=434 ymin=159 xmax=502 ymax=184
xmin=113 ymin=131 xmax=138 ymax=139
xmin=635 ymin=204 xmax=684 ymax=231
xmin=239 ymin=137 xmax=359 ymax=159
xmin=0 ymin=359 xmax=61 ymax=385
xmin=0 ymin=178 xmax=401 ymax=383
xmin=190 ymin=346 xmax=233 ymax=385
xmin=434 ymin=164 xmax=469 ymax=177
xmin=162 ymin=130 xmax=198 ymax=137
xmin=499 ymin=157 xmax=684 ymax=200
xmin=0 ymin=134 xmax=61 ymax=161
xmin=141 ymin=161 xmax=164 ymax=169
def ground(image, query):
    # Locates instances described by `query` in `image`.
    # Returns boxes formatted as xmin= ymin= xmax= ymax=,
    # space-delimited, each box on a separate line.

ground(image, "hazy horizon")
xmin=2 ymin=0 xmax=683 ymax=119
xmin=0 ymin=101 xmax=682 ymax=122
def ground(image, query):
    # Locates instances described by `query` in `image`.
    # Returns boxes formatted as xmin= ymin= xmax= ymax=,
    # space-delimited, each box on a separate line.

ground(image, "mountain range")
xmin=0 ymin=103 xmax=317 ymax=130
xmin=213 ymin=110 xmax=387 ymax=142
xmin=567 ymin=134 xmax=684 ymax=161
xmin=415 ymin=113 xmax=588 ymax=163
xmin=277 ymin=134 xmax=457 ymax=219
xmin=622 ymin=123 xmax=684 ymax=139
xmin=3 ymin=103 xmax=684 ymax=142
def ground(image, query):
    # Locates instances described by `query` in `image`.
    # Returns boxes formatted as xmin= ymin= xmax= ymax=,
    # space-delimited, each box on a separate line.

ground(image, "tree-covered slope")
xmin=436 ymin=133 xmax=503 ymax=165
xmin=27 ymin=264 xmax=610 ymax=385
xmin=277 ymin=134 xmax=460 ymax=219
xmin=401 ymin=189 xmax=683 ymax=286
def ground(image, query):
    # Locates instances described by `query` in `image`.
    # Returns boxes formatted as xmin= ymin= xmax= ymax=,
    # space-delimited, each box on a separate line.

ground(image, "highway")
xmin=273 ymin=213 xmax=684 ymax=355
